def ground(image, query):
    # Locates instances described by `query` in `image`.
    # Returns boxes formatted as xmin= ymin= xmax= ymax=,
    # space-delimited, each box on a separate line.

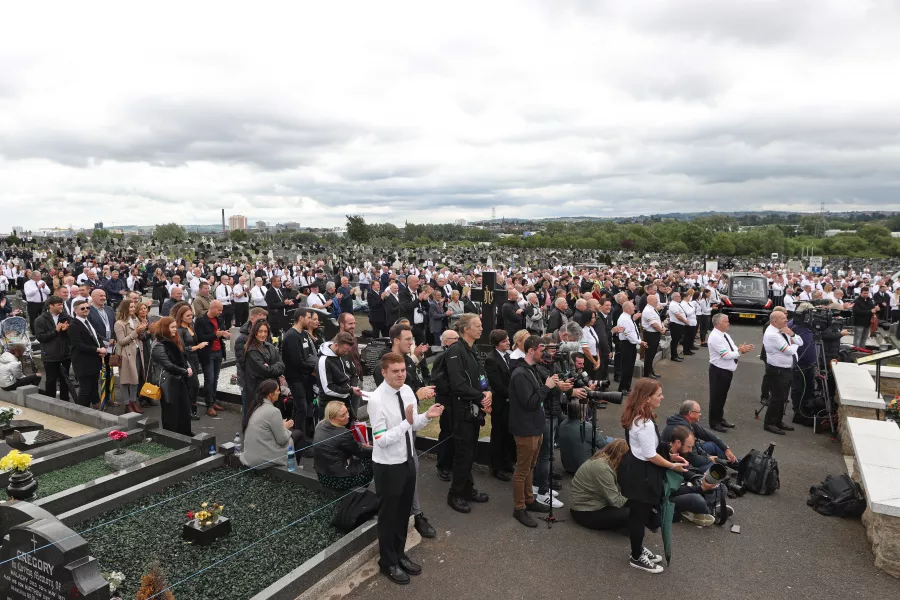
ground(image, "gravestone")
xmin=360 ymin=338 xmax=390 ymax=376
xmin=0 ymin=503 xmax=109 ymax=600
xmin=469 ymin=271 xmax=507 ymax=343
xmin=474 ymin=344 xmax=493 ymax=368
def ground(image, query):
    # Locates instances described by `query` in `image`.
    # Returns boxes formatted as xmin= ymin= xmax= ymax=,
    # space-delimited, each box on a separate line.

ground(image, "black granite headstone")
xmin=469 ymin=272 xmax=507 ymax=342
xmin=361 ymin=338 xmax=390 ymax=376
xmin=474 ymin=344 xmax=493 ymax=368
xmin=0 ymin=503 xmax=109 ymax=600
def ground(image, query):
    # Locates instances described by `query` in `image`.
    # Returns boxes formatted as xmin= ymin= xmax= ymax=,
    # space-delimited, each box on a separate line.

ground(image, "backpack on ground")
xmin=331 ymin=489 xmax=380 ymax=533
xmin=738 ymin=444 xmax=780 ymax=495
xmin=807 ymin=474 xmax=866 ymax=518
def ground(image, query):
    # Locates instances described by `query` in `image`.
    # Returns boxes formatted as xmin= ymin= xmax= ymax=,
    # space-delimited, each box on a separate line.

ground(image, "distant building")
xmin=228 ymin=215 xmax=248 ymax=231
xmin=825 ymin=229 xmax=855 ymax=237
xmin=10 ymin=226 xmax=24 ymax=236
xmin=455 ymin=218 xmax=467 ymax=226
xmin=280 ymin=221 xmax=300 ymax=231
xmin=94 ymin=222 xmax=104 ymax=230
xmin=256 ymin=221 xmax=267 ymax=231
xmin=891 ymin=232 xmax=900 ymax=239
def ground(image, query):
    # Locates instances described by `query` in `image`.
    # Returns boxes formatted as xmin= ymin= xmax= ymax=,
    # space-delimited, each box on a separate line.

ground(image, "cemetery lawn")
xmin=416 ymin=398 xmax=492 ymax=438
xmin=12 ymin=441 xmax=174 ymax=500
xmin=81 ymin=467 xmax=342 ymax=600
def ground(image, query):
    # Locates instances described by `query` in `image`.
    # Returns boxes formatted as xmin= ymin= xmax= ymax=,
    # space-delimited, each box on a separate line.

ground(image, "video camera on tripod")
xmin=793 ymin=303 xmax=843 ymax=335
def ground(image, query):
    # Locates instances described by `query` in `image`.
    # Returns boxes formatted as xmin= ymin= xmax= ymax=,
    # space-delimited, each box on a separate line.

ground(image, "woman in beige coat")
xmin=114 ymin=299 xmax=147 ymax=414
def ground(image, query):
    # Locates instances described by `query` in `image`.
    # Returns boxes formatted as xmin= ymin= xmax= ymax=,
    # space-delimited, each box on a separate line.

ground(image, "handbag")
xmin=139 ymin=341 xmax=163 ymax=401
xmin=108 ymin=354 xmax=122 ymax=367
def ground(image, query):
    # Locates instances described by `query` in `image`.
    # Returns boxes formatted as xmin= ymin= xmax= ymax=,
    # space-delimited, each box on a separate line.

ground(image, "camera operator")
xmin=668 ymin=426 xmax=732 ymax=527
xmin=558 ymin=399 xmax=615 ymax=475
xmin=532 ymin=336 xmax=571 ymax=507
xmin=790 ymin=303 xmax=817 ymax=426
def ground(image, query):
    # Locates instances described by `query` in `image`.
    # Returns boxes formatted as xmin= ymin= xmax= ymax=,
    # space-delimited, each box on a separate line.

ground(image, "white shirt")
xmin=617 ymin=312 xmax=640 ymax=345
xmin=233 ymin=283 xmax=248 ymax=303
xmin=641 ymin=305 xmax=663 ymax=332
xmin=668 ymin=300 xmax=687 ymax=324
xmin=307 ymin=292 xmax=326 ymax=308
xmin=369 ymin=381 xmax=431 ymax=465
xmin=250 ymin=286 xmax=268 ymax=307
xmin=215 ymin=283 xmax=233 ymax=305
xmin=628 ymin=418 xmax=658 ymax=461
xmin=763 ymin=325 xmax=803 ymax=368
xmin=681 ymin=300 xmax=697 ymax=326
xmin=581 ymin=326 xmax=600 ymax=357
xmin=24 ymin=279 xmax=48 ymax=303
xmin=784 ymin=295 xmax=796 ymax=312
xmin=707 ymin=328 xmax=740 ymax=372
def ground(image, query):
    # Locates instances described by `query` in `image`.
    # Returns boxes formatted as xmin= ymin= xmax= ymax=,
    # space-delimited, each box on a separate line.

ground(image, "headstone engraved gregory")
xmin=0 ymin=503 xmax=109 ymax=600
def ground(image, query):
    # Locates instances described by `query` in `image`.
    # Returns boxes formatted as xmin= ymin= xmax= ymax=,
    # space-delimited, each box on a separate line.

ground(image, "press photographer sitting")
xmin=559 ymin=400 xmax=615 ymax=475
xmin=661 ymin=400 xmax=737 ymax=470
xmin=668 ymin=426 xmax=733 ymax=527
xmin=569 ymin=439 xmax=631 ymax=532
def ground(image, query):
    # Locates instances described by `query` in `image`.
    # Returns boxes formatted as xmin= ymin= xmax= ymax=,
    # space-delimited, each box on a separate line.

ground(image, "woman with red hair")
xmin=150 ymin=316 xmax=193 ymax=436
xmin=617 ymin=378 xmax=687 ymax=574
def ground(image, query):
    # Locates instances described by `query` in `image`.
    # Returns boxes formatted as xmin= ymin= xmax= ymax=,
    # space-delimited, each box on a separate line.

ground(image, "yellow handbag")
xmin=139 ymin=381 xmax=161 ymax=401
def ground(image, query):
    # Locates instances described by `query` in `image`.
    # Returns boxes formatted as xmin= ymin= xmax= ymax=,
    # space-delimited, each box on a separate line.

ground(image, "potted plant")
xmin=0 ymin=407 xmax=21 ymax=429
xmin=101 ymin=571 xmax=125 ymax=599
xmin=887 ymin=396 xmax=900 ymax=427
xmin=0 ymin=449 xmax=37 ymax=500
xmin=182 ymin=500 xmax=231 ymax=545
xmin=108 ymin=430 xmax=128 ymax=454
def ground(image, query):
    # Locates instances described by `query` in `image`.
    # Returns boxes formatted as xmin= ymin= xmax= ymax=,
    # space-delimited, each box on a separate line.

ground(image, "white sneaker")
xmin=641 ymin=547 xmax=663 ymax=564
xmin=630 ymin=554 xmax=664 ymax=573
xmin=681 ymin=512 xmax=715 ymax=526
xmin=533 ymin=486 xmax=559 ymax=497
xmin=535 ymin=493 xmax=564 ymax=509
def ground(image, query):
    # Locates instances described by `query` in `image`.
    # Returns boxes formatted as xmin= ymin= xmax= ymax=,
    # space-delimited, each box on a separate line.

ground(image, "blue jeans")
xmin=533 ymin=416 xmax=558 ymax=495
xmin=203 ymin=349 xmax=223 ymax=408
xmin=700 ymin=441 xmax=722 ymax=456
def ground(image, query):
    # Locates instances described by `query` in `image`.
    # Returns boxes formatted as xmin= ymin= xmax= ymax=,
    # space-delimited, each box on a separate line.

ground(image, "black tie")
xmin=724 ymin=334 xmax=738 ymax=364
xmin=397 ymin=391 xmax=415 ymax=467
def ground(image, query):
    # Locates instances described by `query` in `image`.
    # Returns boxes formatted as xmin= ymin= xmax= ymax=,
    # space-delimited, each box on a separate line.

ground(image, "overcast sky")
xmin=2 ymin=1 xmax=899 ymax=230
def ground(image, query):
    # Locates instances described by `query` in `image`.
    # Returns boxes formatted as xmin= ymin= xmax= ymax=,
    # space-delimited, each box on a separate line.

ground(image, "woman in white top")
xmin=617 ymin=379 xmax=687 ymax=574
xmin=579 ymin=310 xmax=601 ymax=378
xmin=696 ymin=289 xmax=713 ymax=347
xmin=250 ymin=277 xmax=268 ymax=308
xmin=680 ymin=289 xmax=698 ymax=355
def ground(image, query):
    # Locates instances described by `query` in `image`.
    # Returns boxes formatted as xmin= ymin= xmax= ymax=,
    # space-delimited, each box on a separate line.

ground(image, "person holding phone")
xmin=617 ymin=378 xmax=687 ymax=574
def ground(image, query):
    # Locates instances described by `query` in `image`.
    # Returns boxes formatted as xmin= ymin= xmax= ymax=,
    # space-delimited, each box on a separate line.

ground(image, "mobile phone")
xmin=730 ymin=524 xmax=741 ymax=534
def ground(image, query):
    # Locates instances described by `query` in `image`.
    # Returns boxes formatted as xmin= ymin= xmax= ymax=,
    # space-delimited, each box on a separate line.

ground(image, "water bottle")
xmin=233 ymin=432 xmax=243 ymax=456
xmin=209 ymin=445 xmax=216 ymax=457
xmin=286 ymin=443 xmax=298 ymax=473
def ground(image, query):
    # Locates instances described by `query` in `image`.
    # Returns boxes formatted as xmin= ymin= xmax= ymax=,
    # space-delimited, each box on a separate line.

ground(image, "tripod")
xmin=541 ymin=409 xmax=564 ymax=528
xmin=810 ymin=336 xmax=836 ymax=435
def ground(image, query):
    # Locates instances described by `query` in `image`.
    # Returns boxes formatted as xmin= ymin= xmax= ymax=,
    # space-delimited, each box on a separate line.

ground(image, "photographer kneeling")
xmin=668 ymin=426 xmax=733 ymax=527
xmin=569 ymin=439 xmax=631 ymax=532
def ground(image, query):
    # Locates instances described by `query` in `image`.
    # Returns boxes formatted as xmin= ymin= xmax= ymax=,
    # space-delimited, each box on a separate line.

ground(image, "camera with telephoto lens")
xmin=794 ymin=303 xmax=835 ymax=333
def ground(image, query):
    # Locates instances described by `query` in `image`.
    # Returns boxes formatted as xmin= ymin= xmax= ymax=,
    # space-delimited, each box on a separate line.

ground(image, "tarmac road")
xmin=345 ymin=320 xmax=900 ymax=600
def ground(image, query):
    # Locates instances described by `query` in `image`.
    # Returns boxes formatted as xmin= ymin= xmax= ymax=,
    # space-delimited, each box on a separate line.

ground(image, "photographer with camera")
xmin=789 ymin=303 xmax=817 ymax=426
xmin=661 ymin=400 xmax=737 ymax=470
xmin=668 ymin=426 xmax=733 ymax=527
xmin=529 ymin=336 xmax=571 ymax=509
xmin=558 ymin=397 xmax=615 ymax=474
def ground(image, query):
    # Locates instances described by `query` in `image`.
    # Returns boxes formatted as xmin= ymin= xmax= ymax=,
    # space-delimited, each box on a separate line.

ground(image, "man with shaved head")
xmin=399 ymin=274 xmax=429 ymax=344
xmin=761 ymin=310 xmax=803 ymax=435
xmin=195 ymin=300 xmax=230 ymax=416
xmin=616 ymin=300 xmax=645 ymax=394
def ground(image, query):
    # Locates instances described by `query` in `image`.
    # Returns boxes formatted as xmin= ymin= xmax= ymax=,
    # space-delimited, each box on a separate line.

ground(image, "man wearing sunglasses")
xmin=67 ymin=298 xmax=107 ymax=409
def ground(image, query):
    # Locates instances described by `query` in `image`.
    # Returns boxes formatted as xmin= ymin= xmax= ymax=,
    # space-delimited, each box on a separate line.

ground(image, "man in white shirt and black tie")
xmin=640 ymin=294 xmax=664 ymax=379
xmin=369 ymin=352 xmax=443 ymax=585
xmin=707 ymin=314 xmax=754 ymax=433
xmin=215 ymin=275 xmax=234 ymax=330
xmin=24 ymin=270 xmax=49 ymax=333
xmin=762 ymin=311 xmax=803 ymax=435
xmin=616 ymin=301 xmax=645 ymax=394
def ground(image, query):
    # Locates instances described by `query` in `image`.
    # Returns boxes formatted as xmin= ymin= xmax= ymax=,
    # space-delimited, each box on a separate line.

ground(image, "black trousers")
xmin=571 ymin=506 xmax=630 ymax=532
xmin=370 ymin=321 xmax=388 ymax=338
xmin=43 ymin=359 xmax=71 ymax=401
xmin=488 ymin=403 xmax=516 ymax=473
xmin=628 ymin=499 xmax=655 ymax=560
xmin=373 ymin=461 xmax=416 ymax=568
xmin=287 ymin=379 xmax=309 ymax=448
xmin=436 ymin=405 xmax=455 ymax=472
xmin=233 ymin=303 xmax=249 ymax=328
xmin=613 ymin=337 xmax=622 ymax=379
xmin=220 ymin=304 xmax=234 ymax=330
xmin=450 ymin=418 xmax=480 ymax=498
xmin=2 ymin=374 xmax=41 ymax=391
xmin=643 ymin=331 xmax=660 ymax=377
xmin=708 ymin=364 xmax=734 ymax=427
xmin=698 ymin=315 xmax=712 ymax=343
xmin=618 ymin=342 xmax=637 ymax=392
xmin=412 ymin=324 xmax=426 ymax=345
xmin=764 ymin=365 xmax=792 ymax=426
xmin=682 ymin=325 xmax=696 ymax=354
xmin=669 ymin=323 xmax=683 ymax=359
xmin=76 ymin=374 xmax=100 ymax=407
xmin=27 ymin=302 xmax=43 ymax=333
xmin=599 ymin=350 xmax=610 ymax=381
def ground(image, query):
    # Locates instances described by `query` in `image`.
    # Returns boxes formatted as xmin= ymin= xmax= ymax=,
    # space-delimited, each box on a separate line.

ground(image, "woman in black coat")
xmin=243 ymin=319 xmax=285 ymax=404
xmin=150 ymin=316 xmax=193 ymax=436
xmin=151 ymin=267 xmax=169 ymax=305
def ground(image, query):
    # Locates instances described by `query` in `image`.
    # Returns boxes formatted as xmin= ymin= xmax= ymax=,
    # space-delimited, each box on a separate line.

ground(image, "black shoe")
xmin=191 ymin=413 xmax=200 ymax=421
xmin=398 ymin=556 xmax=422 ymax=575
xmin=448 ymin=495 xmax=471 ymax=513
xmin=647 ymin=373 xmax=660 ymax=380
xmin=619 ymin=388 xmax=631 ymax=395
xmin=525 ymin=501 xmax=551 ymax=513
xmin=671 ymin=357 xmax=683 ymax=362
xmin=436 ymin=468 xmax=451 ymax=482
xmin=683 ymin=351 xmax=695 ymax=356
xmin=380 ymin=565 xmax=411 ymax=585
xmin=763 ymin=424 xmax=786 ymax=435
xmin=491 ymin=470 xmax=512 ymax=482
xmin=721 ymin=419 xmax=736 ymax=428
xmin=467 ymin=489 xmax=489 ymax=503
xmin=513 ymin=509 xmax=538 ymax=527
xmin=711 ymin=423 xmax=729 ymax=433
xmin=613 ymin=375 xmax=620 ymax=382
xmin=414 ymin=514 xmax=436 ymax=539
xmin=776 ymin=422 xmax=795 ymax=431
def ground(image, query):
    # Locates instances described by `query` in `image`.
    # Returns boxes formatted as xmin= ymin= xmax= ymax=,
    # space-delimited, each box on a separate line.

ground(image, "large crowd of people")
xmin=0 ymin=242 xmax=892 ymax=581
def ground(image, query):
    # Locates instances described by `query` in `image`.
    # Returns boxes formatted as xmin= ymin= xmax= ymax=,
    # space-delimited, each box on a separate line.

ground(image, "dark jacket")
xmin=790 ymin=322 xmax=816 ymax=368
xmin=547 ymin=307 xmax=566 ymax=333
xmin=660 ymin=413 xmax=726 ymax=469
xmin=67 ymin=318 xmax=102 ymax=377
xmin=313 ymin=419 xmax=372 ymax=477
xmin=317 ymin=342 xmax=359 ymax=401
xmin=821 ymin=321 xmax=843 ymax=359
xmin=399 ymin=286 xmax=427 ymax=325
xmin=852 ymin=296 xmax=876 ymax=327
xmin=195 ymin=313 xmax=227 ymax=364
xmin=281 ymin=327 xmax=318 ymax=382
xmin=445 ymin=338 xmax=487 ymax=409
xmin=558 ymin=417 xmax=611 ymax=474
xmin=149 ymin=338 xmax=190 ymax=405
xmin=244 ymin=341 xmax=285 ymax=398
xmin=383 ymin=293 xmax=401 ymax=326
xmin=595 ymin=311 xmax=612 ymax=357
xmin=367 ymin=288 xmax=386 ymax=325
xmin=160 ymin=298 xmax=179 ymax=318
xmin=484 ymin=349 xmax=511 ymax=414
xmin=501 ymin=300 xmax=523 ymax=338
xmin=87 ymin=304 xmax=116 ymax=345
xmin=233 ymin=320 xmax=254 ymax=387
xmin=34 ymin=311 xmax=71 ymax=362
xmin=103 ymin=277 xmax=127 ymax=304
xmin=508 ymin=363 xmax=548 ymax=436
xmin=428 ymin=298 xmax=445 ymax=334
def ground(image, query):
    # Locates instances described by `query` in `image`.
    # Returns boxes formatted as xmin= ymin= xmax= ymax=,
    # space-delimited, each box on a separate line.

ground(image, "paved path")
xmin=345 ymin=321 xmax=900 ymax=600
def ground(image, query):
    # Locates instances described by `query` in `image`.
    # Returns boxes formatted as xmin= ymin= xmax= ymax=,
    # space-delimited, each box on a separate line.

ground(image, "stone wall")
xmin=863 ymin=508 xmax=900 ymax=579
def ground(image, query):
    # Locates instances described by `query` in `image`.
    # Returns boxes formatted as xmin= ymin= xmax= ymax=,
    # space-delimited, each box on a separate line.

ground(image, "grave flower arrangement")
xmin=186 ymin=501 xmax=225 ymax=528
xmin=0 ymin=407 xmax=21 ymax=428
xmin=887 ymin=396 xmax=900 ymax=425
xmin=0 ymin=449 xmax=32 ymax=473
xmin=101 ymin=570 xmax=126 ymax=593
xmin=108 ymin=430 xmax=128 ymax=454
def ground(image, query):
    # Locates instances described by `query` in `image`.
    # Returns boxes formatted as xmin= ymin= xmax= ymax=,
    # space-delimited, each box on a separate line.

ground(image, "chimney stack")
xmin=222 ymin=209 xmax=226 ymax=234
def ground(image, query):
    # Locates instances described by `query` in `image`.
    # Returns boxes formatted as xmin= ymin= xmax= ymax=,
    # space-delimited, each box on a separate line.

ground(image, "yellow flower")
xmin=0 ymin=450 xmax=32 ymax=473
xmin=200 ymin=502 xmax=208 ymax=508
